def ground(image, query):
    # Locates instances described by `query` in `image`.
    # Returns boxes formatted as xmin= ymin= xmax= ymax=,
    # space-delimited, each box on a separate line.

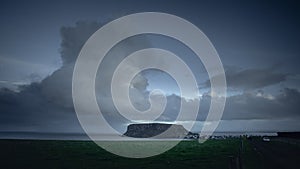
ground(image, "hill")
xmin=123 ymin=123 xmax=197 ymax=138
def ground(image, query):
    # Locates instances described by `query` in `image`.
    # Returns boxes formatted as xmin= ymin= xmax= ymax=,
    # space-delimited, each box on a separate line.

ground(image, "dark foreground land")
xmin=0 ymin=138 xmax=299 ymax=169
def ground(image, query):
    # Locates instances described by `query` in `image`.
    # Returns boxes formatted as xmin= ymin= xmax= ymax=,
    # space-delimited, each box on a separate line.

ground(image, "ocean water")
xmin=0 ymin=131 xmax=277 ymax=141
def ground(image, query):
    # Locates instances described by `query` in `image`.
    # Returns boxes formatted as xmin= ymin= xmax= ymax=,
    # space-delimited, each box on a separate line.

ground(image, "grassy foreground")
xmin=0 ymin=138 xmax=294 ymax=169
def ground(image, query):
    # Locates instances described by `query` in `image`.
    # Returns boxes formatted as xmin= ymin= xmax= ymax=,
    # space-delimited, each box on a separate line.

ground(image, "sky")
xmin=0 ymin=0 xmax=300 ymax=136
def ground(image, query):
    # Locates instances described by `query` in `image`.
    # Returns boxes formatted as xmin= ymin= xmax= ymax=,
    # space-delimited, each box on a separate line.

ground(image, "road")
xmin=249 ymin=138 xmax=300 ymax=169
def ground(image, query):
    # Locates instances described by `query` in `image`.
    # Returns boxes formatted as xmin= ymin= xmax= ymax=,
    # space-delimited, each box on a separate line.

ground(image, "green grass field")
xmin=0 ymin=138 xmax=298 ymax=169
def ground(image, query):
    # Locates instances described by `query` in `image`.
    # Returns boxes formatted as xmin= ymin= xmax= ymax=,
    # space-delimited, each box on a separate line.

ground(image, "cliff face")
xmin=123 ymin=123 xmax=190 ymax=138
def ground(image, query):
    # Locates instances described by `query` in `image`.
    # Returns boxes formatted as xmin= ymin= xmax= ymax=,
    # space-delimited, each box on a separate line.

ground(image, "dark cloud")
xmin=222 ymin=88 xmax=300 ymax=120
xmin=0 ymin=20 xmax=299 ymax=134
xmin=60 ymin=21 xmax=102 ymax=65
xmin=35 ymin=21 xmax=103 ymax=108
xmin=0 ymin=21 xmax=103 ymax=133
xmin=0 ymin=21 xmax=155 ymax=133
xmin=204 ymin=66 xmax=289 ymax=90
xmin=0 ymin=84 xmax=82 ymax=133
xmin=152 ymin=87 xmax=300 ymax=123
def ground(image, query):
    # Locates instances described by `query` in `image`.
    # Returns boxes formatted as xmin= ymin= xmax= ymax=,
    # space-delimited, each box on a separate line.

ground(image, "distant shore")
xmin=0 ymin=131 xmax=278 ymax=141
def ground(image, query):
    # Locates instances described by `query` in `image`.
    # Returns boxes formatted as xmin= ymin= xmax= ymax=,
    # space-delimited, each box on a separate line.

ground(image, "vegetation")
xmin=0 ymin=138 xmax=298 ymax=169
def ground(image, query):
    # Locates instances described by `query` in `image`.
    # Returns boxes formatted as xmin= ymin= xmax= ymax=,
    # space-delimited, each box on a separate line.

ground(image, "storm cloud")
xmin=0 ymin=21 xmax=159 ymax=133
xmin=0 ymin=21 xmax=103 ymax=133
xmin=204 ymin=66 xmax=290 ymax=90
xmin=0 ymin=19 xmax=300 ymax=134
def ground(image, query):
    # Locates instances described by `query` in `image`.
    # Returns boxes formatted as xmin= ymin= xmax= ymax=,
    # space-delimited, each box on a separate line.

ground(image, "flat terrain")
xmin=0 ymin=138 xmax=298 ymax=169
xmin=249 ymin=138 xmax=300 ymax=169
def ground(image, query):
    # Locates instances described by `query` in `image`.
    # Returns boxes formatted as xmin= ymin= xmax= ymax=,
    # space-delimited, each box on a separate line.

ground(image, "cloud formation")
xmin=0 ymin=21 xmax=299 ymax=135
xmin=0 ymin=21 xmax=155 ymax=133
xmin=222 ymin=88 xmax=300 ymax=120
xmin=204 ymin=66 xmax=289 ymax=90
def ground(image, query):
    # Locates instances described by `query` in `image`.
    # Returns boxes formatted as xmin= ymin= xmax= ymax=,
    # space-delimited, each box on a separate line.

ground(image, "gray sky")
xmin=0 ymin=0 xmax=300 ymax=135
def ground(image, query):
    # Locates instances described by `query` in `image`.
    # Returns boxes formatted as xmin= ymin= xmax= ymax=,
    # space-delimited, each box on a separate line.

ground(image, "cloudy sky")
xmin=0 ymin=0 xmax=300 ymax=136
